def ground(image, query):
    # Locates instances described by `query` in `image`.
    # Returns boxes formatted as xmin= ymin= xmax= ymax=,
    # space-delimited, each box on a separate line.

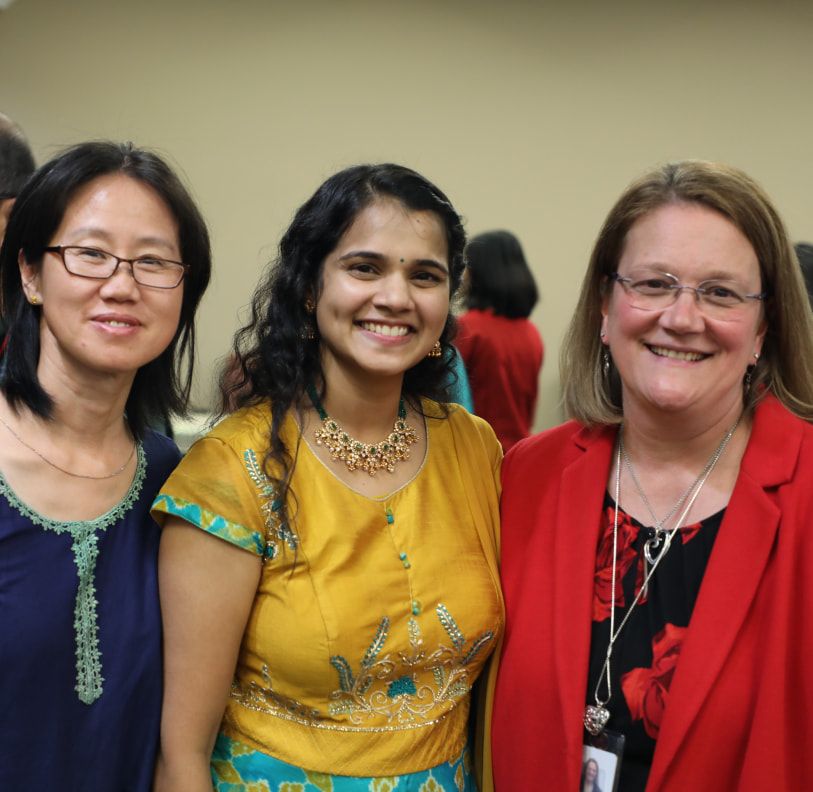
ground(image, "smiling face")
xmin=601 ymin=202 xmax=767 ymax=422
xmin=315 ymin=198 xmax=450 ymax=389
xmin=585 ymin=760 xmax=598 ymax=782
xmin=20 ymin=173 xmax=184 ymax=384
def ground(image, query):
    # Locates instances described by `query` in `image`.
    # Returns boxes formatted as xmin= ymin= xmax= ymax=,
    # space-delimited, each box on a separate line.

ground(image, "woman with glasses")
xmin=0 ymin=141 xmax=211 ymax=791
xmin=151 ymin=164 xmax=502 ymax=791
xmin=491 ymin=161 xmax=813 ymax=790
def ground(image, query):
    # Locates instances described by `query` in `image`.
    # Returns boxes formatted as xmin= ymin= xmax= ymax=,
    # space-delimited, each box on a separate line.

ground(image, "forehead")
xmin=55 ymin=173 xmax=179 ymax=246
xmin=620 ymin=202 xmax=759 ymax=282
xmin=335 ymin=198 xmax=448 ymax=260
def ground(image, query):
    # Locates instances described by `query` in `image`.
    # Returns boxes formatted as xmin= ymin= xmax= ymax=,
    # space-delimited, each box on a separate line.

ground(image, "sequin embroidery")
xmin=244 ymin=448 xmax=297 ymax=560
xmin=230 ymin=604 xmax=495 ymax=732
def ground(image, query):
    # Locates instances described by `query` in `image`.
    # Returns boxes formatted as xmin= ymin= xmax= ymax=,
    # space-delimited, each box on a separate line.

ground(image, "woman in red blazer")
xmin=491 ymin=161 xmax=813 ymax=791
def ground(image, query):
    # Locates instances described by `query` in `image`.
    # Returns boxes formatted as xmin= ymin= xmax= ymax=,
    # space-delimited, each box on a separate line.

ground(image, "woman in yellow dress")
xmin=152 ymin=164 xmax=503 ymax=791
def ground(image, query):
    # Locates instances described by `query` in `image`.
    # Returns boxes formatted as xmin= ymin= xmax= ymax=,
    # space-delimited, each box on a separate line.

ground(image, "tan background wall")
xmin=2 ymin=0 xmax=811 ymax=431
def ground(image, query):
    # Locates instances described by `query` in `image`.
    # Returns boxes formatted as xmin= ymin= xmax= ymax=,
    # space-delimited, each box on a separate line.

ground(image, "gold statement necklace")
xmin=307 ymin=384 xmax=418 ymax=476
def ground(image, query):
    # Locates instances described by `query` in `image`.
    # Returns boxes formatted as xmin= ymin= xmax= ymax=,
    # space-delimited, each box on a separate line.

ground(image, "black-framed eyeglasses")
xmin=43 ymin=245 xmax=188 ymax=289
xmin=609 ymin=271 xmax=767 ymax=319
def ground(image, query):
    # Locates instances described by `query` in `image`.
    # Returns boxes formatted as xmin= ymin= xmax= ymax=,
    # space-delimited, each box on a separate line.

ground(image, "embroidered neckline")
xmin=0 ymin=443 xmax=147 ymax=704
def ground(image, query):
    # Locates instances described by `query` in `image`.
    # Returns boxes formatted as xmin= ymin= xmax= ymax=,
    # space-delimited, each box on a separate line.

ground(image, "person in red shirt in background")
xmin=456 ymin=229 xmax=543 ymax=451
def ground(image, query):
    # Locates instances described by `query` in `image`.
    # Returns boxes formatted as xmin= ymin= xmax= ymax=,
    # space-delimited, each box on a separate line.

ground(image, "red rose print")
xmin=592 ymin=506 xmax=639 ymax=621
xmin=621 ymin=623 xmax=687 ymax=739
xmin=679 ymin=520 xmax=702 ymax=545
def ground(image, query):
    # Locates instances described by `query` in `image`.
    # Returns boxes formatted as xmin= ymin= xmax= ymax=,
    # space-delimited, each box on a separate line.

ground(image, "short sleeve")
xmin=151 ymin=436 xmax=267 ymax=556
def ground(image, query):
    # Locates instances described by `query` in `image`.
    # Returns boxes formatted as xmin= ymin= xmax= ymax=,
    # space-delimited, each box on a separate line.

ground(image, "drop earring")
xmin=427 ymin=340 xmax=442 ymax=358
xmin=303 ymin=298 xmax=317 ymax=340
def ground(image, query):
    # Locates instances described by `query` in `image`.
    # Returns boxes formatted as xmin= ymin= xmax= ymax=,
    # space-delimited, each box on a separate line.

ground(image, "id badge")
xmin=582 ymin=729 xmax=625 ymax=792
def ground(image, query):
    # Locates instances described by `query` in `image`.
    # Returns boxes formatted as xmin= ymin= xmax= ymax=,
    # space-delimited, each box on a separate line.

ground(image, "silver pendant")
xmin=584 ymin=704 xmax=610 ymax=736
xmin=643 ymin=532 xmax=663 ymax=566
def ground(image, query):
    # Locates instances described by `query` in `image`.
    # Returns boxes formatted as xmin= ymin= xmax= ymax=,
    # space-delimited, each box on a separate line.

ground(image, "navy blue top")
xmin=0 ymin=430 xmax=180 ymax=792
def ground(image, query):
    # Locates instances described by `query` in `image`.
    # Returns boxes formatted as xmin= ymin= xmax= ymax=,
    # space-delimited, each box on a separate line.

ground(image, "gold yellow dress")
xmin=152 ymin=400 xmax=503 ymax=790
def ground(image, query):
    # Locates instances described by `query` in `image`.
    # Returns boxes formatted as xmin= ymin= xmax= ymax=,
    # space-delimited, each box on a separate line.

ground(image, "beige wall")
xmin=2 ymin=0 xmax=811 ymax=431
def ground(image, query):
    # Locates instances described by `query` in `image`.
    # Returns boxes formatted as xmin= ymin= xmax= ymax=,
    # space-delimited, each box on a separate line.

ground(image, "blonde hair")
xmin=561 ymin=160 xmax=813 ymax=425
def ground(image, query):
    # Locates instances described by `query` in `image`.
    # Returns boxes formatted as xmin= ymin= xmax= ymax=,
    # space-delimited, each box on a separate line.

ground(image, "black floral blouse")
xmin=586 ymin=495 xmax=724 ymax=792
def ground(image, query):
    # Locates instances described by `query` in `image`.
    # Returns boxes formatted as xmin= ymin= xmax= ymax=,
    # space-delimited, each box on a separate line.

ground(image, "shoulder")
xmin=504 ymin=419 xmax=587 ymax=470
xmin=140 ymin=428 xmax=182 ymax=480
xmin=199 ymin=403 xmax=276 ymax=455
xmin=435 ymin=400 xmax=501 ymax=454
xmin=744 ymin=395 xmax=813 ymax=482
xmin=457 ymin=309 xmax=491 ymax=335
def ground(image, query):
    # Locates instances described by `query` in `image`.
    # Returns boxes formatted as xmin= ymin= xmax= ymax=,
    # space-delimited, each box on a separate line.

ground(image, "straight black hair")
xmin=0 ymin=117 xmax=35 ymax=199
xmin=0 ymin=140 xmax=212 ymax=436
xmin=465 ymin=229 xmax=538 ymax=318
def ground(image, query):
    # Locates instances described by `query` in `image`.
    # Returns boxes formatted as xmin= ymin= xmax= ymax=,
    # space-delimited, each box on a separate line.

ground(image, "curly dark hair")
xmin=0 ymin=140 xmax=212 ymax=436
xmin=223 ymin=163 xmax=467 ymax=526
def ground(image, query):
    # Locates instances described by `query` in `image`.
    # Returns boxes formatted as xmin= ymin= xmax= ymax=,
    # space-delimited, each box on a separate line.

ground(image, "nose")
xmin=373 ymin=272 xmax=414 ymax=312
xmin=658 ymin=287 xmax=705 ymax=332
xmin=98 ymin=260 xmax=141 ymax=300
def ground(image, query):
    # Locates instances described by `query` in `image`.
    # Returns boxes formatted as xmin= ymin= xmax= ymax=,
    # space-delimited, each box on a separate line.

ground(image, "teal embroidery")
xmin=387 ymin=675 xmax=417 ymax=698
xmin=243 ymin=448 xmax=297 ymax=560
xmin=327 ymin=606 xmax=495 ymax=725
xmin=0 ymin=443 xmax=147 ymax=705
xmin=436 ymin=603 xmax=494 ymax=666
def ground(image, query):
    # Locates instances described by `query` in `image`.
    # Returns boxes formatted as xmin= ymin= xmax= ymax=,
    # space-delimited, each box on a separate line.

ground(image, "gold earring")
xmin=427 ymin=340 xmax=442 ymax=358
xmin=304 ymin=298 xmax=315 ymax=314
xmin=29 ymin=295 xmax=40 ymax=305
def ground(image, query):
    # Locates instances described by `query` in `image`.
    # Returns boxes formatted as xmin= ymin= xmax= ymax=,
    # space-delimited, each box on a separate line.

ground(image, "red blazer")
xmin=492 ymin=396 xmax=813 ymax=790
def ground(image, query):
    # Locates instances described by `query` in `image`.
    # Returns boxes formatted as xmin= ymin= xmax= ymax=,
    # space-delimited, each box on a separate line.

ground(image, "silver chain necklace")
xmin=0 ymin=413 xmax=136 ymax=480
xmin=620 ymin=422 xmax=738 ymax=595
xmin=583 ymin=416 xmax=741 ymax=737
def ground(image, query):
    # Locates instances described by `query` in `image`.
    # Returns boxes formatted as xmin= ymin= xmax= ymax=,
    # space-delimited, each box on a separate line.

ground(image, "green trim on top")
xmin=0 ymin=442 xmax=146 ymax=705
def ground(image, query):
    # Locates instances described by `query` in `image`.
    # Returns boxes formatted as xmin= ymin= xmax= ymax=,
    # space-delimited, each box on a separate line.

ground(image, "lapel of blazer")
xmin=553 ymin=423 xmax=617 ymax=765
xmin=647 ymin=396 xmax=801 ymax=787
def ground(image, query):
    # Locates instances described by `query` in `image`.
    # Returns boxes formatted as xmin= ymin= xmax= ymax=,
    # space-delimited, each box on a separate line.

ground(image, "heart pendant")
xmin=584 ymin=704 xmax=610 ymax=736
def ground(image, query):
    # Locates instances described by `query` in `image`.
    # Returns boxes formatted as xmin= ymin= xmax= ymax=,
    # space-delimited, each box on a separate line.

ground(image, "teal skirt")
xmin=211 ymin=732 xmax=476 ymax=792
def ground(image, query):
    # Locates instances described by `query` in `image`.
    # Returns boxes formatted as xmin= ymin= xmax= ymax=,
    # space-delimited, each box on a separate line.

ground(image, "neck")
xmin=316 ymin=362 xmax=406 ymax=443
xmin=621 ymin=393 xmax=745 ymax=465
xmin=33 ymin=353 xmax=134 ymax=445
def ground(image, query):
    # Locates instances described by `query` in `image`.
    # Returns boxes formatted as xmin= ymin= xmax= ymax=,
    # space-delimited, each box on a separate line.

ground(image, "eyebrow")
xmin=64 ymin=227 xmax=178 ymax=253
xmin=632 ymin=265 xmax=750 ymax=282
xmin=339 ymin=250 xmax=449 ymax=274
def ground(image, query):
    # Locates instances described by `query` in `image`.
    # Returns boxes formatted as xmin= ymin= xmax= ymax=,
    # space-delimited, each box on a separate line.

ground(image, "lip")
xmin=355 ymin=320 xmax=414 ymax=343
xmin=91 ymin=313 xmax=142 ymax=335
xmin=645 ymin=343 xmax=711 ymax=362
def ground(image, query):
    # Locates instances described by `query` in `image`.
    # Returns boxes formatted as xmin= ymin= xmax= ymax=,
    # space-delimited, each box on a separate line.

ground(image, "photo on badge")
xmin=582 ymin=729 xmax=624 ymax=792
